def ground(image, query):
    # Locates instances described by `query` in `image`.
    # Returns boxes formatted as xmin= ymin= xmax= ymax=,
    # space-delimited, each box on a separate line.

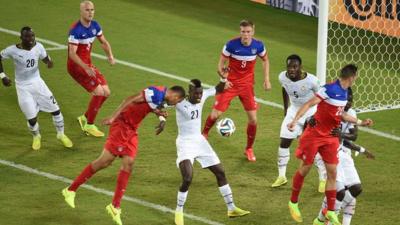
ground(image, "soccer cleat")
xmin=77 ymin=115 xmax=87 ymax=131
xmin=57 ymin=134 xmax=73 ymax=148
xmin=32 ymin=135 xmax=41 ymax=150
xmin=271 ymin=176 xmax=288 ymax=187
xmin=227 ymin=207 xmax=250 ymax=218
xmin=318 ymin=180 xmax=327 ymax=193
xmin=106 ymin=204 xmax=123 ymax=225
xmin=288 ymin=201 xmax=303 ymax=222
xmin=62 ymin=187 xmax=76 ymax=208
xmin=313 ymin=217 xmax=326 ymax=225
xmin=175 ymin=211 xmax=184 ymax=225
xmin=83 ymin=124 xmax=105 ymax=137
xmin=244 ymin=148 xmax=256 ymax=162
xmin=325 ymin=210 xmax=341 ymax=225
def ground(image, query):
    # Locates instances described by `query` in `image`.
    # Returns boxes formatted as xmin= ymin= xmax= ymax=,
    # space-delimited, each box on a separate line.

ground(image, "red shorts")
xmin=67 ymin=64 xmax=107 ymax=92
xmin=213 ymin=85 xmax=257 ymax=112
xmin=104 ymin=119 xmax=138 ymax=159
xmin=295 ymin=129 xmax=339 ymax=165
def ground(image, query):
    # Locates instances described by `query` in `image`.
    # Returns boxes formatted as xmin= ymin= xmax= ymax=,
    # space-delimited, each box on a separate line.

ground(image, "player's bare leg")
xmin=106 ymin=155 xmax=133 ymax=225
xmin=27 ymin=117 xmax=41 ymax=150
xmin=80 ymin=84 xmax=110 ymax=137
xmin=314 ymin=154 xmax=327 ymax=193
xmin=244 ymin=110 xmax=257 ymax=162
xmin=272 ymin=138 xmax=293 ymax=187
xmin=208 ymin=164 xmax=250 ymax=218
xmin=289 ymin=161 xmax=312 ymax=222
xmin=62 ymin=149 xmax=116 ymax=208
xmin=51 ymin=110 xmax=73 ymax=148
xmin=322 ymin=163 xmax=341 ymax=225
xmin=174 ymin=160 xmax=193 ymax=225
xmin=202 ymin=109 xmax=222 ymax=139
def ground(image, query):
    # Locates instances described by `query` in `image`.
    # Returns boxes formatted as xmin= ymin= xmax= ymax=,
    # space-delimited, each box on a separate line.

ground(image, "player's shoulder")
xmin=91 ymin=20 xmax=101 ymax=29
xmin=226 ymin=37 xmax=241 ymax=46
xmin=251 ymin=38 xmax=265 ymax=46
xmin=323 ymin=80 xmax=347 ymax=100
xmin=35 ymin=42 xmax=45 ymax=49
xmin=278 ymin=71 xmax=288 ymax=82
xmin=305 ymin=73 xmax=319 ymax=83
xmin=69 ymin=21 xmax=81 ymax=32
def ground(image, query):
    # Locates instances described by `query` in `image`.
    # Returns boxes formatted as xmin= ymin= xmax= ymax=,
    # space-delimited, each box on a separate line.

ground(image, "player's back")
xmin=67 ymin=20 xmax=102 ymax=65
xmin=222 ymin=38 xmax=266 ymax=86
xmin=312 ymin=80 xmax=348 ymax=137
xmin=0 ymin=42 xmax=47 ymax=85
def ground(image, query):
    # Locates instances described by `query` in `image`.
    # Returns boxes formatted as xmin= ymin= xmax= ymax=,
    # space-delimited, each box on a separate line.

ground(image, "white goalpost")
xmin=317 ymin=0 xmax=400 ymax=113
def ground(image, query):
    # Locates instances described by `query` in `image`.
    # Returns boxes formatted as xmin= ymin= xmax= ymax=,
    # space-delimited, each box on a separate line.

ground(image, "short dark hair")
xmin=189 ymin=79 xmax=202 ymax=88
xmin=240 ymin=19 xmax=254 ymax=28
xmin=347 ymin=87 xmax=353 ymax=100
xmin=287 ymin=54 xmax=302 ymax=65
xmin=20 ymin=26 xmax=33 ymax=35
xmin=340 ymin=64 xmax=358 ymax=79
xmin=170 ymin=85 xmax=186 ymax=98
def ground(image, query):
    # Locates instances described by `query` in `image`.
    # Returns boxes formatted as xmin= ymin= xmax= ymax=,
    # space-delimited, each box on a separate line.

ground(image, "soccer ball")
xmin=216 ymin=118 xmax=236 ymax=137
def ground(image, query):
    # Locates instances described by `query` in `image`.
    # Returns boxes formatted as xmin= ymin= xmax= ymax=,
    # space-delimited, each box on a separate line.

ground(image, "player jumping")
xmin=202 ymin=20 xmax=271 ymax=162
xmin=62 ymin=85 xmax=185 ymax=225
xmin=67 ymin=0 xmax=115 ymax=137
xmin=0 ymin=26 xmax=73 ymax=150
xmin=174 ymin=78 xmax=250 ymax=225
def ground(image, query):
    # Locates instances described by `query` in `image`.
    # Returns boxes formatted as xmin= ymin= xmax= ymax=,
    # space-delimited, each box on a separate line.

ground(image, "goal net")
xmin=319 ymin=0 xmax=400 ymax=113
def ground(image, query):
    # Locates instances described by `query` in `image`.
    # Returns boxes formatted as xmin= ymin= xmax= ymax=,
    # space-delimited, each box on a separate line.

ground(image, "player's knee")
xmin=336 ymin=189 xmax=346 ymax=201
xmin=248 ymin=117 xmax=257 ymax=125
xmin=326 ymin=167 xmax=337 ymax=180
xmin=103 ymin=86 xmax=111 ymax=97
xmin=349 ymin=184 xmax=362 ymax=197
xmin=28 ymin=117 xmax=38 ymax=126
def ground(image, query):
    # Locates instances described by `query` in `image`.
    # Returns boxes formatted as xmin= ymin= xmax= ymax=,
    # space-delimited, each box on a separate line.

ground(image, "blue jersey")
xmin=143 ymin=86 xmax=167 ymax=109
xmin=222 ymin=37 xmax=266 ymax=85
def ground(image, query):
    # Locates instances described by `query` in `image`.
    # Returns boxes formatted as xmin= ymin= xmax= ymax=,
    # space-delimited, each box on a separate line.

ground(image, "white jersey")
xmin=278 ymin=71 xmax=320 ymax=107
xmin=175 ymin=88 xmax=216 ymax=138
xmin=340 ymin=108 xmax=357 ymax=150
xmin=0 ymin=42 xmax=47 ymax=85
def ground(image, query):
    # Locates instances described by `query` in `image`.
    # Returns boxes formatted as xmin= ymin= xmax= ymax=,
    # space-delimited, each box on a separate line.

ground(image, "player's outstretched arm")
xmin=217 ymin=55 xmax=229 ymax=78
xmin=341 ymin=126 xmax=358 ymax=141
xmin=287 ymin=96 xmax=321 ymax=131
xmin=68 ymin=44 xmax=96 ymax=76
xmin=343 ymin=139 xmax=375 ymax=159
xmin=97 ymin=35 xmax=115 ymax=65
xmin=282 ymin=87 xmax=289 ymax=116
xmin=42 ymin=56 xmax=53 ymax=69
xmin=0 ymin=56 xmax=11 ymax=87
xmin=102 ymin=93 xmax=145 ymax=125
xmin=261 ymin=53 xmax=271 ymax=91
xmin=342 ymin=112 xmax=373 ymax=127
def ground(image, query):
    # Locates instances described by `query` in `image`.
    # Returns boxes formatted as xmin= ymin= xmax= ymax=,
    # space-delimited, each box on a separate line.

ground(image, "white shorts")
xmin=336 ymin=146 xmax=361 ymax=188
xmin=16 ymin=78 xmax=60 ymax=119
xmin=176 ymin=135 xmax=220 ymax=168
xmin=280 ymin=105 xmax=317 ymax=139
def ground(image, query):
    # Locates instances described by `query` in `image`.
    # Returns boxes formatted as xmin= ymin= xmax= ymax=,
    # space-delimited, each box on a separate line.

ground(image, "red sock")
xmin=68 ymin=164 xmax=95 ymax=192
xmin=325 ymin=189 xmax=337 ymax=211
xmin=85 ymin=96 xmax=107 ymax=124
xmin=202 ymin=115 xmax=217 ymax=136
xmin=290 ymin=171 xmax=305 ymax=203
xmin=246 ymin=123 xmax=257 ymax=149
xmin=112 ymin=170 xmax=131 ymax=208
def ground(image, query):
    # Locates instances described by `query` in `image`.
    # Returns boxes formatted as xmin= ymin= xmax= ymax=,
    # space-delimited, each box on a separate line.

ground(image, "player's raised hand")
xmin=108 ymin=56 xmax=116 ymax=65
xmin=155 ymin=121 xmax=166 ymax=135
xmin=263 ymin=79 xmax=272 ymax=91
xmin=364 ymin=149 xmax=375 ymax=160
xmin=47 ymin=60 xmax=54 ymax=69
xmin=287 ymin=120 xmax=297 ymax=131
xmin=102 ymin=116 xmax=115 ymax=126
xmin=1 ymin=77 xmax=12 ymax=87
xmin=360 ymin=118 xmax=373 ymax=127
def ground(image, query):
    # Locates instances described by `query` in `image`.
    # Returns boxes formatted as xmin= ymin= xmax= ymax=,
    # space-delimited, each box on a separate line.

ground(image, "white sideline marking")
xmin=0 ymin=27 xmax=398 ymax=142
xmin=0 ymin=159 xmax=225 ymax=225
xmin=46 ymin=46 xmax=67 ymax=51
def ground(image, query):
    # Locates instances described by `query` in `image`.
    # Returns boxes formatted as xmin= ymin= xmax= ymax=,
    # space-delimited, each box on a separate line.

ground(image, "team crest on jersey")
xmin=301 ymin=86 xmax=306 ymax=91
xmin=92 ymin=29 xmax=97 ymax=35
xmin=251 ymin=48 xmax=257 ymax=54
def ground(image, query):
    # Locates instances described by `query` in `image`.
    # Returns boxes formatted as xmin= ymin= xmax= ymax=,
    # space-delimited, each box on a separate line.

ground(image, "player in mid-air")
xmin=67 ymin=0 xmax=115 ymax=137
xmin=313 ymin=88 xmax=375 ymax=225
xmin=271 ymin=54 xmax=327 ymax=192
xmin=0 ymin=26 xmax=73 ymax=150
xmin=62 ymin=85 xmax=185 ymax=225
xmin=202 ymin=19 xmax=271 ymax=162
xmin=174 ymin=78 xmax=250 ymax=225
xmin=286 ymin=64 xmax=373 ymax=225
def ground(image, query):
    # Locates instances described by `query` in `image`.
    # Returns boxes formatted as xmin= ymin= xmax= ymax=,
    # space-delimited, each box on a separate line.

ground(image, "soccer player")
xmin=174 ymin=79 xmax=249 ymax=225
xmin=271 ymin=54 xmax=327 ymax=191
xmin=313 ymin=88 xmax=375 ymax=225
xmin=0 ymin=26 xmax=73 ymax=150
xmin=67 ymin=0 xmax=115 ymax=137
xmin=202 ymin=19 xmax=270 ymax=162
xmin=286 ymin=64 xmax=373 ymax=225
xmin=62 ymin=85 xmax=185 ymax=225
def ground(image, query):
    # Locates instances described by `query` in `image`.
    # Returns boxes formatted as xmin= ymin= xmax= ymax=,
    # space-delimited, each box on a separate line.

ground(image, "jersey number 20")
xmin=26 ymin=59 xmax=35 ymax=68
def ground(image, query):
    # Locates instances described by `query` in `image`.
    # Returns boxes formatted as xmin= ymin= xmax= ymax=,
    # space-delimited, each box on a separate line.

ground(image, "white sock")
xmin=176 ymin=191 xmax=188 ymax=212
xmin=342 ymin=198 xmax=356 ymax=225
xmin=52 ymin=113 xmax=64 ymax=135
xmin=277 ymin=147 xmax=290 ymax=177
xmin=314 ymin=153 xmax=327 ymax=181
xmin=334 ymin=199 xmax=343 ymax=214
xmin=219 ymin=184 xmax=235 ymax=211
xmin=27 ymin=122 xmax=40 ymax=136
